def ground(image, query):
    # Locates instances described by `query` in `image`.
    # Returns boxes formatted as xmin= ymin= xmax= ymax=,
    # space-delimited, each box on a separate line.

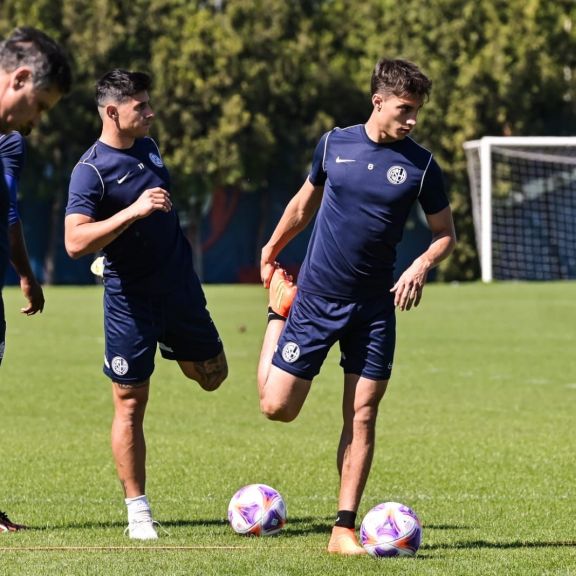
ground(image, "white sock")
xmin=125 ymin=495 xmax=153 ymax=524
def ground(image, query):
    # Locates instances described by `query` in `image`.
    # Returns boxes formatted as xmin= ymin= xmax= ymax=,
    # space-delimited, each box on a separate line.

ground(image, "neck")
xmin=99 ymin=125 xmax=136 ymax=149
xmin=364 ymin=112 xmax=396 ymax=144
xmin=0 ymin=76 xmax=10 ymax=133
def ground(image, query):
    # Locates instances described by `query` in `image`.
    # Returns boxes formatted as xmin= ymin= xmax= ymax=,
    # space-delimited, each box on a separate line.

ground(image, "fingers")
xmin=151 ymin=188 xmax=172 ymax=212
xmin=260 ymin=261 xmax=296 ymax=289
xmin=391 ymin=279 xmax=423 ymax=311
xmin=138 ymin=187 xmax=172 ymax=215
xmin=19 ymin=285 xmax=45 ymax=315
xmin=261 ymin=261 xmax=279 ymax=288
xmin=21 ymin=306 xmax=38 ymax=315
xmin=20 ymin=301 xmax=44 ymax=315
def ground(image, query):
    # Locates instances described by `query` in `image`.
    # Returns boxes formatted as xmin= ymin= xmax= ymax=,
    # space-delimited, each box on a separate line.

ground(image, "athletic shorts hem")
xmin=356 ymin=369 xmax=393 ymax=381
xmin=103 ymin=367 xmax=153 ymax=386
xmin=271 ymin=358 xmax=315 ymax=381
xmin=159 ymin=341 xmax=223 ymax=362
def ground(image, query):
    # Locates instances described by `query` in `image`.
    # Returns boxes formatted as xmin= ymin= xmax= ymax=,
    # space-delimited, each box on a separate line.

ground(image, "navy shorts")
xmin=272 ymin=290 xmax=396 ymax=381
xmin=103 ymin=275 xmax=223 ymax=384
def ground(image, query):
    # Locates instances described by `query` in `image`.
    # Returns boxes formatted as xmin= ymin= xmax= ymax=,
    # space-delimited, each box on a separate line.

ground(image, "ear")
xmin=106 ymin=105 xmax=119 ymax=120
xmin=371 ymin=93 xmax=383 ymax=110
xmin=12 ymin=67 xmax=33 ymax=89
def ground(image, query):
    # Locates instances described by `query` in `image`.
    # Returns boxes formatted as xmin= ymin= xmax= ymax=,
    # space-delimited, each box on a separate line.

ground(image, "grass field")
xmin=0 ymin=282 xmax=575 ymax=575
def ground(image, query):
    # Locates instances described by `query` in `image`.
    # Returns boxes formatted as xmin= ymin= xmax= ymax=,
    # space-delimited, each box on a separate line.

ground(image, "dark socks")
xmin=334 ymin=510 xmax=357 ymax=529
xmin=267 ymin=306 xmax=286 ymax=322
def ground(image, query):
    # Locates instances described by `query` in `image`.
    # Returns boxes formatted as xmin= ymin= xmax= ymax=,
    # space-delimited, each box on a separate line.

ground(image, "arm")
xmin=1 ymin=132 xmax=44 ymax=314
xmin=260 ymin=177 xmax=323 ymax=287
xmin=64 ymin=186 xmax=172 ymax=259
xmin=9 ymin=220 xmax=45 ymax=315
xmin=391 ymin=205 xmax=456 ymax=311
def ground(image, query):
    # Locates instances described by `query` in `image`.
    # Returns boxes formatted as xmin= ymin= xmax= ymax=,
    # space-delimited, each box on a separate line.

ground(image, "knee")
xmin=114 ymin=384 xmax=149 ymax=420
xmin=353 ymin=405 xmax=379 ymax=429
xmin=197 ymin=363 xmax=228 ymax=392
xmin=259 ymin=398 xmax=297 ymax=423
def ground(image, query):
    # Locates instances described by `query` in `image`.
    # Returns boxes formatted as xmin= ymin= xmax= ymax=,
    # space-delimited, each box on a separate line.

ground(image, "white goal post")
xmin=463 ymin=137 xmax=576 ymax=282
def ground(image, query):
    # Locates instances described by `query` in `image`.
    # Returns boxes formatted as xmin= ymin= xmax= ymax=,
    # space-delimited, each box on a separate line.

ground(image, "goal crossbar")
xmin=464 ymin=136 xmax=576 ymax=282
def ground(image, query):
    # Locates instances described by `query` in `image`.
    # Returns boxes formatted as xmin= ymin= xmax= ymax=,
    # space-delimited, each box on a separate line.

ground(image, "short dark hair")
xmin=0 ymin=26 xmax=72 ymax=94
xmin=371 ymin=58 xmax=432 ymax=101
xmin=96 ymin=69 xmax=152 ymax=106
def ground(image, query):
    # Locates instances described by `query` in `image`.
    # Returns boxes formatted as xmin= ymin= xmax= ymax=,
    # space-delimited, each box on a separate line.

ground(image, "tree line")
xmin=1 ymin=0 xmax=575 ymax=280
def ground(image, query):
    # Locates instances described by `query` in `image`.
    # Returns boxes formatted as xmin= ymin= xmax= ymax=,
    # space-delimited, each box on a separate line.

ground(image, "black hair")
xmin=96 ymin=69 xmax=152 ymax=106
xmin=371 ymin=58 xmax=431 ymax=101
xmin=0 ymin=26 xmax=72 ymax=94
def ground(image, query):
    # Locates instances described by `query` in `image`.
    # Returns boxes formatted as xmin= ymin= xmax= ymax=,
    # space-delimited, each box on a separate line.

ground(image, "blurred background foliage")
xmin=1 ymin=0 xmax=575 ymax=280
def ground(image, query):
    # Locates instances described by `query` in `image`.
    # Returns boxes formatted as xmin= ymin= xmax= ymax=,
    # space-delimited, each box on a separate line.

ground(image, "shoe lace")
xmin=0 ymin=511 xmax=12 ymax=523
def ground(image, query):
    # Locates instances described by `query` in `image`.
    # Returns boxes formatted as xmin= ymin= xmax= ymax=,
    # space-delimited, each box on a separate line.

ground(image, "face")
xmin=373 ymin=93 xmax=423 ymax=142
xmin=0 ymin=69 xmax=62 ymax=135
xmin=112 ymin=91 xmax=154 ymax=138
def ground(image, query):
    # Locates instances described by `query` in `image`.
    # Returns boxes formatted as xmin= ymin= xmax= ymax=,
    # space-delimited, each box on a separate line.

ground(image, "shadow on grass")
xmin=37 ymin=519 xmax=576 ymax=552
xmin=36 ymin=515 xmax=334 ymax=535
xmin=147 ymin=515 xmax=334 ymax=537
xmin=423 ymin=524 xmax=472 ymax=530
xmin=423 ymin=539 xmax=576 ymax=550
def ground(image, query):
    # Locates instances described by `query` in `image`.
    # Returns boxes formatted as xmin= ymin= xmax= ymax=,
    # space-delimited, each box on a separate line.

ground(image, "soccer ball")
xmin=360 ymin=502 xmax=422 ymax=557
xmin=228 ymin=483 xmax=287 ymax=536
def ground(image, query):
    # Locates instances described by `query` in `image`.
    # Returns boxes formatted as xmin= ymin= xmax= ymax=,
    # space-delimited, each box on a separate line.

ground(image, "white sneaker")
xmin=125 ymin=519 xmax=159 ymax=540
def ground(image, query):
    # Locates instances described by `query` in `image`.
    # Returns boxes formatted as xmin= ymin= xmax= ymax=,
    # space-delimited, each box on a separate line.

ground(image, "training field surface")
xmin=0 ymin=282 xmax=574 ymax=575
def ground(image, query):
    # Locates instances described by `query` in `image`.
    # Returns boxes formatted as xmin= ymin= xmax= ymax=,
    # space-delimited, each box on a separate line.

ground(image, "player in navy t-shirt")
xmin=65 ymin=69 xmax=228 ymax=540
xmin=0 ymin=27 xmax=71 ymax=533
xmin=0 ymin=132 xmax=45 ymax=316
xmin=257 ymin=59 xmax=456 ymax=554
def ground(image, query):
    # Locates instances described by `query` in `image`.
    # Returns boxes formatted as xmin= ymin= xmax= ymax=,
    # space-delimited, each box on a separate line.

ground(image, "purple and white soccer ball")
xmin=360 ymin=501 xmax=422 ymax=557
xmin=228 ymin=483 xmax=287 ymax=536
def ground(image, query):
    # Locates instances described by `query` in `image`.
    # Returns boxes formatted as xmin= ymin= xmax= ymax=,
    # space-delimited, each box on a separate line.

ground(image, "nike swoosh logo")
xmin=117 ymin=171 xmax=132 ymax=184
xmin=335 ymin=156 xmax=355 ymax=163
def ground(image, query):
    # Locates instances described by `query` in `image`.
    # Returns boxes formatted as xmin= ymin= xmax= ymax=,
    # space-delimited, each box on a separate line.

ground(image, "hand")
xmin=131 ymin=187 xmax=172 ymax=219
xmin=19 ymin=277 xmax=45 ymax=315
xmin=260 ymin=257 xmax=279 ymax=289
xmin=390 ymin=258 xmax=429 ymax=311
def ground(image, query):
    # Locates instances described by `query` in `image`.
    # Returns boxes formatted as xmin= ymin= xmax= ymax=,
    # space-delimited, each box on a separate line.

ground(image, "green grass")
xmin=0 ymin=282 xmax=575 ymax=575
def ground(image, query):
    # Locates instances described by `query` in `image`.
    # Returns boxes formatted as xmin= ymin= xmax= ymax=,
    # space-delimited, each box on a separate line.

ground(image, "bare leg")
xmin=257 ymin=319 xmax=311 ymax=422
xmin=327 ymin=374 xmax=388 ymax=554
xmin=337 ymin=374 xmax=388 ymax=512
xmin=111 ymin=381 xmax=149 ymax=498
xmin=178 ymin=350 xmax=228 ymax=391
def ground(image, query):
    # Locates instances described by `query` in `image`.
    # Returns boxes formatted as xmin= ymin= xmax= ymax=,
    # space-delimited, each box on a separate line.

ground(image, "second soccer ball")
xmin=228 ymin=483 xmax=287 ymax=536
xmin=360 ymin=501 xmax=422 ymax=557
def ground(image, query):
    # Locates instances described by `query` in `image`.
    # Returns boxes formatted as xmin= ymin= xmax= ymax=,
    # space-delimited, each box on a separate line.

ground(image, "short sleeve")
xmin=418 ymin=157 xmax=449 ymax=215
xmin=0 ymin=132 xmax=26 ymax=225
xmin=308 ymin=132 xmax=330 ymax=186
xmin=66 ymin=162 xmax=104 ymax=219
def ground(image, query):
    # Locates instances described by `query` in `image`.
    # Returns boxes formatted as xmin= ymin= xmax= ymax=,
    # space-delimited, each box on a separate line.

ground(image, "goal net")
xmin=464 ymin=137 xmax=576 ymax=282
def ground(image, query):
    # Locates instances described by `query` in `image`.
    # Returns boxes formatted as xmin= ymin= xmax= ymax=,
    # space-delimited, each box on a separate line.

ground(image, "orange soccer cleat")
xmin=268 ymin=267 xmax=297 ymax=318
xmin=327 ymin=526 xmax=367 ymax=555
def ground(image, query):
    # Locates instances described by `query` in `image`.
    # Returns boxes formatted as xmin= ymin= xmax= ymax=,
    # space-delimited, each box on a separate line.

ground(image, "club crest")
xmin=387 ymin=165 xmax=407 ymax=185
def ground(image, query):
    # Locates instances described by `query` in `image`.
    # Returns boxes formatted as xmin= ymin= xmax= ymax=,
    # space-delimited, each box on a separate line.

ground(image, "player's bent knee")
xmin=259 ymin=398 xmax=298 ymax=423
xmin=197 ymin=365 xmax=228 ymax=392
xmin=179 ymin=353 xmax=228 ymax=391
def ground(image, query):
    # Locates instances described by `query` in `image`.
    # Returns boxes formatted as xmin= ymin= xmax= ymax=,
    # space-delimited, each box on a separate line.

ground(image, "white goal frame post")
xmin=463 ymin=136 xmax=576 ymax=282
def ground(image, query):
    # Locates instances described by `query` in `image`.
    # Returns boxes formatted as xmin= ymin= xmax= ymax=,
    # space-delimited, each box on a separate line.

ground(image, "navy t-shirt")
xmin=298 ymin=124 xmax=449 ymax=299
xmin=66 ymin=137 xmax=194 ymax=295
xmin=0 ymin=160 xmax=8 ymax=293
xmin=0 ymin=131 xmax=26 ymax=292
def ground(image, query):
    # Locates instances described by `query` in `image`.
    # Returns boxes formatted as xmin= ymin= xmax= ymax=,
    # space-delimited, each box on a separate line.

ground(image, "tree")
xmin=2 ymin=0 xmax=575 ymax=281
